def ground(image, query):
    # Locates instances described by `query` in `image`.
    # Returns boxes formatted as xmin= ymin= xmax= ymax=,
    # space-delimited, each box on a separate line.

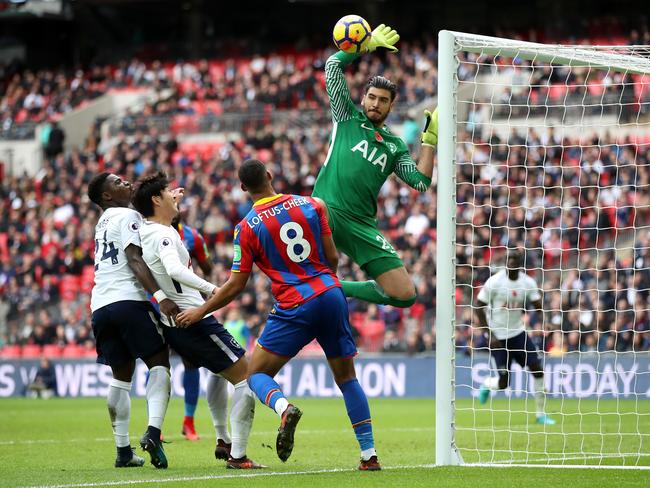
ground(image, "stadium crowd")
xmin=1 ymin=39 xmax=438 ymax=140
xmin=1 ymin=33 xmax=649 ymax=359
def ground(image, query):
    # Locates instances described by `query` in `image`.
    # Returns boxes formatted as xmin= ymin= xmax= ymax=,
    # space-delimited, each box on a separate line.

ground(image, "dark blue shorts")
xmin=258 ymin=287 xmax=357 ymax=359
xmin=163 ymin=316 xmax=246 ymax=374
xmin=492 ymin=331 xmax=542 ymax=373
xmin=91 ymin=301 xmax=167 ymax=368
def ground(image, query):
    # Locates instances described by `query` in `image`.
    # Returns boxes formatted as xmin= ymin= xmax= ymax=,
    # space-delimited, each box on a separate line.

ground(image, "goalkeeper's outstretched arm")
xmin=324 ymin=51 xmax=359 ymax=124
xmin=325 ymin=23 xmax=400 ymax=124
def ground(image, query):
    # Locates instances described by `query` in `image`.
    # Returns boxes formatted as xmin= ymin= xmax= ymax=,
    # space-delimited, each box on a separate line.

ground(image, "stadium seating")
xmin=0 ymin=345 xmax=22 ymax=359
xmin=42 ymin=344 xmax=63 ymax=358
xmin=21 ymin=345 xmax=43 ymax=359
xmin=61 ymin=344 xmax=88 ymax=359
xmin=1 ymin=32 xmax=649 ymax=355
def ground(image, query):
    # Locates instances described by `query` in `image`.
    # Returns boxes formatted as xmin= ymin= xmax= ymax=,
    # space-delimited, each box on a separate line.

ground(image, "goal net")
xmin=435 ymin=31 xmax=650 ymax=468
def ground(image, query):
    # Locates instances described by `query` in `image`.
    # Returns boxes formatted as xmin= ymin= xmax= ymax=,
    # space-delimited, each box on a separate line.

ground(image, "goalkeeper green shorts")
xmin=327 ymin=206 xmax=404 ymax=278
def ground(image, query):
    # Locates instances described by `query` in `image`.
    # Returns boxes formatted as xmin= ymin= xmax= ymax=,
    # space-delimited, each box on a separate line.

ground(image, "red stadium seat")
xmin=42 ymin=344 xmax=63 ymax=358
xmin=204 ymin=100 xmax=223 ymax=115
xmin=0 ymin=232 xmax=8 ymax=261
xmin=21 ymin=344 xmax=43 ymax=359
xmin=548 ymin=84 xmax=569 ymax=101
xmin=359 ymin=319 xmax=385 ymax=351
xmin=587 ymin=82 xmax=606 ymax=97
xmin=82 ymin=346 xmax=97 ymax=358
xmin=0 ymin=345 xmax=22 ymax=359
xmin=61 ymin=344 xmax=86 ymax=358
xmin=80 ymin=265 xmax=95 ymax=294
xmin=60 ymin=274 xmax=81 ymax=302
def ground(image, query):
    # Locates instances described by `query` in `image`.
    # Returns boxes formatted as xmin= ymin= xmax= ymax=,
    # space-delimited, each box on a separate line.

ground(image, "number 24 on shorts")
xmin=376 ymin=234 xmax=396 ymax=254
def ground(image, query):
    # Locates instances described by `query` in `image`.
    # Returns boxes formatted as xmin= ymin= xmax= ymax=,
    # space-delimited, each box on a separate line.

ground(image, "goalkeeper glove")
xmin=421 ymin=107 xmax=438 ymax=147
xmin=366 ymin=24 xmax=400 ymax=53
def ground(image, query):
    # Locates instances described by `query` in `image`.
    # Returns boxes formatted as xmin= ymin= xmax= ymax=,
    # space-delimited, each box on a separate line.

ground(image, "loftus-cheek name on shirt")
xmin=246 ymin=197 xmax=310 ymax=229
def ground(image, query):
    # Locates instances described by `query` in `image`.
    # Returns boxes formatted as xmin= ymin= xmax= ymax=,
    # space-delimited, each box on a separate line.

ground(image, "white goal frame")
xmin=435 ymin=30 xmax=650 ymax=468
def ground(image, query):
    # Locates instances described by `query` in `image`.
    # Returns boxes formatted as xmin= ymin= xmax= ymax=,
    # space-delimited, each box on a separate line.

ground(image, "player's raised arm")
xmin=325 ymin=51 xmax=360 ymax=123
xmin=326 ymin=23 xmax=400 ymax=124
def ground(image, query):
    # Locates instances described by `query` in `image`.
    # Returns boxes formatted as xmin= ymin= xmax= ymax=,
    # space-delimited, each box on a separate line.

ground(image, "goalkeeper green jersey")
xmin=313 ymin=51 xmax=431 ymax=222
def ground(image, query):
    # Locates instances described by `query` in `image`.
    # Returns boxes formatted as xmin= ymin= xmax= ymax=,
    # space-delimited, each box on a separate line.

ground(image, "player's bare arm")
xmin=177 ymin=271 xmax=250 ymax=326
xmin=124 ymin=243 xmax=180 ymax=318
xmin=197 ymin=258 xmax=214 ymax=276
xmin=475 ymin=298 xmax=502 ymax=348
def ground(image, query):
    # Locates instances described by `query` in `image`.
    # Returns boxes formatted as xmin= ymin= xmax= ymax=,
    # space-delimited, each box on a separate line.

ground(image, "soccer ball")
xmin=332 ymin=15 xmax=371 ymax=54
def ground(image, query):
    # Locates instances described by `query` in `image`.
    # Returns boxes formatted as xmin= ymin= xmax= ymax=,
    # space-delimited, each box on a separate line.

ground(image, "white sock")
xmin=207 ymin=373 xmax=231 ymax=444
xmin=533 ymin=375 xmax=546 ymax=417
xmin=107 ymin=379 xmax=131 ymax=448
xmin=229 ymin=379 xmax=255 ymax=459
xmin=146 ymin=366 xmax=171 ymax=429
xmin=274 ymin=397 xmax=289 ymax=417
xmin=483 ymin=376 xmax=500 ymax=390
xmin=361 ymin=447 xmax=377 ymax=461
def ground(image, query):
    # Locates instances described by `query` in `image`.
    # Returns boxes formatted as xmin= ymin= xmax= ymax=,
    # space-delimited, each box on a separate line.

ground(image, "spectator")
xmin=26 ymin=357 xmax=58 ymax=399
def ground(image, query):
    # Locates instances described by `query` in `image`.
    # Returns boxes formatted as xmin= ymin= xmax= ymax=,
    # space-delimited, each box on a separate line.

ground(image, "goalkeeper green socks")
xmin=340 ymin=280 xmax=416 ymax=308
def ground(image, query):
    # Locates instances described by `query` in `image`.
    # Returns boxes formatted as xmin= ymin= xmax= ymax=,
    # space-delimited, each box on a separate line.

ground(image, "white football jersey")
xmin=476 ymin=269 xmax=541 ymax=340
xmin=139 ymin=220 xmax=215 ymax=326
xmin=91 ymin=207 xmax=148 ymax=312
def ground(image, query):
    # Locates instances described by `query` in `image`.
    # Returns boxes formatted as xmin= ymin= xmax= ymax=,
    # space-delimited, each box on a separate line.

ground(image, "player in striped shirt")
xmin=177 ymin=159 xmax=381 ymax=471
xmin=312 ymin=24 xmax=438 ymax=308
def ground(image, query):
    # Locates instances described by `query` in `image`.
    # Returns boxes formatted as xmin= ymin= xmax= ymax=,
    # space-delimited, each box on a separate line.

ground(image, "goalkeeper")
xmin=313 ymin=24 xmax=437 ymax=308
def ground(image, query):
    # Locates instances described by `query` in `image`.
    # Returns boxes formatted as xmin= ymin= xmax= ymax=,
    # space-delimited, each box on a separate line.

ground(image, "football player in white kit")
xmin=132 ymin=172 xmax=265 ymax=469
xmin=87 ymin=172 xmax=179 ymax=469
xmin=475 ymin=248 xmax=556 ymax=425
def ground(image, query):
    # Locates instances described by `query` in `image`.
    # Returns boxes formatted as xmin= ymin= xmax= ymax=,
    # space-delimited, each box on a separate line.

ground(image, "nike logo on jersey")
xmin=360 ymin=123 xmax=375 ymax=131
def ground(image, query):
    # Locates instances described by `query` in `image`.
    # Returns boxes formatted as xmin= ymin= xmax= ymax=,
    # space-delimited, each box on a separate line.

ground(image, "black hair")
xmin=365 ymin=75 xmax=397 ymax=101
xmin=507 ymin=247 xmax=524 ymax=263
xmin=238 ymin=159 xmax=268 ymax=192
xmin=132 ymin=171 xmax=169 ymax=217
xmin=87 ymin=172 xmax=111 ymax=208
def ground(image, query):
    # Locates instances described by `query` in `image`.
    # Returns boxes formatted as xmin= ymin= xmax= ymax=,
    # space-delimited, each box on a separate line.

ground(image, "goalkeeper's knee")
xmin=385 ymin=294 xmax=417 ymax=308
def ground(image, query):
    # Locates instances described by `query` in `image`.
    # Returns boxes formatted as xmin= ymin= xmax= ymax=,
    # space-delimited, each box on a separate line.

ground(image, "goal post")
xmin=435 ymin=30 xmax=650 ymax=468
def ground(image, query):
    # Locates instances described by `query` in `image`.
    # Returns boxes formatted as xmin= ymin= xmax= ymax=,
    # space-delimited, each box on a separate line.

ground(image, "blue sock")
xmin=248 ymin=372 xmax=287 ymax=413
xmin=340 ymin=379 xmax=374 ymax=451
xmin=183 ymin=367 xmax=200 ymax=418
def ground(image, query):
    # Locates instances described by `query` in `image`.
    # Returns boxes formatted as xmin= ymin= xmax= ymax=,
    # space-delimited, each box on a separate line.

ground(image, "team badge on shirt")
xmin=159 ymin=237 xmax=172 ymax=250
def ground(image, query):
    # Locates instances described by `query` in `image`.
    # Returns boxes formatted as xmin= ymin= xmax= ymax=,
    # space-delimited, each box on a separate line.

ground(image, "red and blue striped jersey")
xmin=232 ymin=194 xmax=340 ymax=308
xmin=175 ymin=222 xmax=210 ymax=266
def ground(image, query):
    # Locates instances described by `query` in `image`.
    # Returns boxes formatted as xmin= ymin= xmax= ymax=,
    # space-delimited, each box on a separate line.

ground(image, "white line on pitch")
xmin=25 ymin=461 xmax=650 ymax=488
xmin=465 ymin=463 xmax=650 ymax=471
xmin=0 ymin=426 xmax=435 ymax=446
xmin=25 ymin=464 xmax=437 ymax=488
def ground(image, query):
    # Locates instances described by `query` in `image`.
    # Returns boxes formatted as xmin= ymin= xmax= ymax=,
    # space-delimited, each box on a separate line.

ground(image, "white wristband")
xmin=153 ymin=290 xmax=168 ymax=302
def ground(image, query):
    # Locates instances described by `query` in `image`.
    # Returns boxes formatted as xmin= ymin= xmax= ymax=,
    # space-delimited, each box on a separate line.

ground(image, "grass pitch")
xmin=1 ymin=397 xmax=648 ymax=487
